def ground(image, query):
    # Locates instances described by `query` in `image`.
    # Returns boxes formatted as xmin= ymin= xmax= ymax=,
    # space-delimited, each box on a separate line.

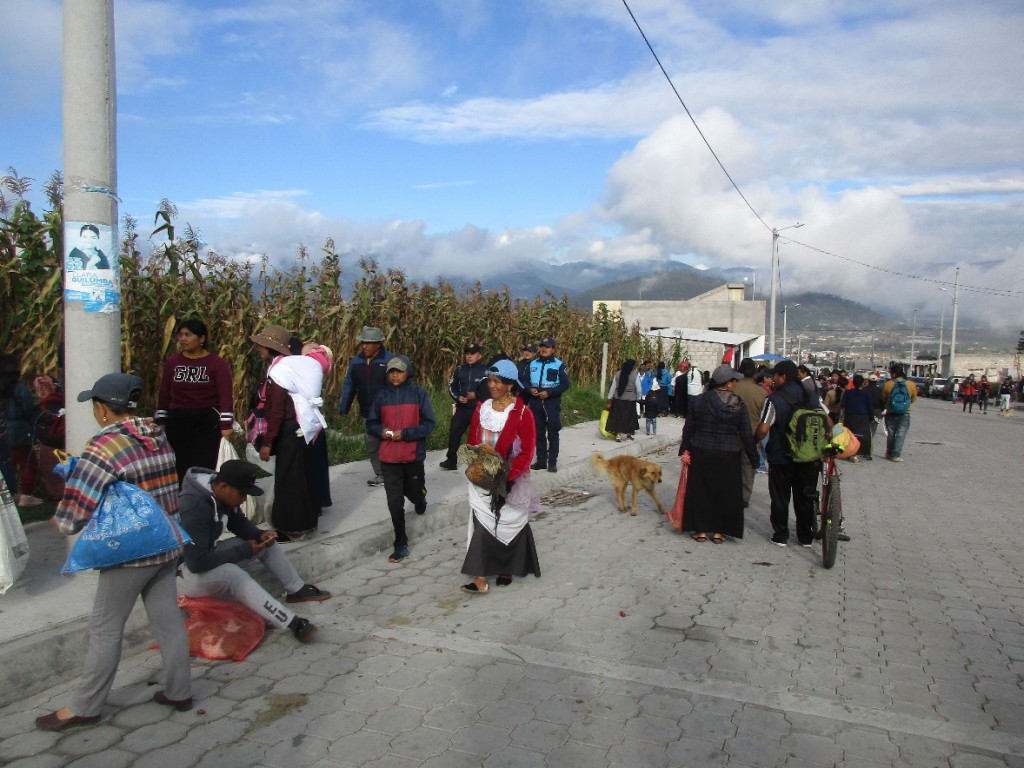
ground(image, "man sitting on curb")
xmin=177 ymin=460 xmax=330 ymax=644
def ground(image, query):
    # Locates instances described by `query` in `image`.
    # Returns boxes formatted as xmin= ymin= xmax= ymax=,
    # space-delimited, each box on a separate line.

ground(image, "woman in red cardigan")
xmin=460 ymin=360 xmax=541 ymax=594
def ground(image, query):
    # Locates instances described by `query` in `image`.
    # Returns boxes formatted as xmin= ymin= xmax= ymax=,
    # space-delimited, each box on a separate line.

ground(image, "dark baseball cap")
xmin=77 ymin=373 xmax=143 ymax=408
xmin=213 ymin=460 xmax=264 ymax=497
xmin=522 ymin=343 xmax=538 ymax=353
xmin=464 ymin=343 xmax=482 ymax=354
xmin=538 ymin=336 xmax=556 ymax=348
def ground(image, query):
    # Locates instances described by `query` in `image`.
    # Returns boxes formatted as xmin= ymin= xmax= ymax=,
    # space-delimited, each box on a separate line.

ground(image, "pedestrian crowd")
xmin=3 ymin=320 xmax=1019 ymax=731
xmin=4 ymin=320 xmax=577 ymax=731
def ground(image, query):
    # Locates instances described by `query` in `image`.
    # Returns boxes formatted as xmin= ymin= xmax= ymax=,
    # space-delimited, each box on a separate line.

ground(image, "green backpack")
xmin=783 ymin=394 xmax=831 ymax=462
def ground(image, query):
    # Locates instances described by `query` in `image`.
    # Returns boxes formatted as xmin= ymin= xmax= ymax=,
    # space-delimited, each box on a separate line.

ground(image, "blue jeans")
xmin=885 ymin=412 xmax=911 ymax=459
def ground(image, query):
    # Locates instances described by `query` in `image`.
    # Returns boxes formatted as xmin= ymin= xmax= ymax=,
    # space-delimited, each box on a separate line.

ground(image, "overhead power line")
xmin=621 ymin=0 xmax=1022 ymax=303
xmin=620 ymin=0 xmax=770 ymax=234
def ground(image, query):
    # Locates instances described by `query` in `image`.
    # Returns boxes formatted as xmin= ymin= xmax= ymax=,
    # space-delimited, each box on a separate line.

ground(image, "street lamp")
xmin=769 ymin=223 xmax=804 ymax=354
xmin=782 ymin=303 xmax=800 ymax=360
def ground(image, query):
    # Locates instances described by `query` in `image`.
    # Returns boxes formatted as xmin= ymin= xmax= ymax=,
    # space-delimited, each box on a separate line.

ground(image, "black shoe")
xmin=439 ymin=460 xmax=457 ymax=471
xmin=414 ymin=501 xmax=427 ymax=515
xmin=289 ymin=617 xmax=318 ymax=643
xmin=837 ymin=532 xmax=851 ymax=542
xmin=367 ymin=475 xmax=385 ymax=487
xmin=153 ymin=691 xmax=194 ymax=711
xmin=547 ymin=463 xmax=557 ymax=473
xmin=531 ymin=461 xmax=546 ymax=471
xmin=286 ymin=584 xmax=332 ymax=603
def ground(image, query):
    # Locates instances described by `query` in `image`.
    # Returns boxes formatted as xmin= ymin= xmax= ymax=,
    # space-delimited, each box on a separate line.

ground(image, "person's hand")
xmin=466 ymin=391 xmax=476 ymax=401
xmin=458 ymin=396 xmax=467 ymax=404
xmin=220 ymin=427 xmax=235 ymax=439
xmin=250 ymin=530 xmax=276 ymax=554
xmin=259 ymin=445 xmax=271 ymax=462
xmin=539 ymin=391 xmax=548 ymax=399
xmin=531 ymin=388 xmax=540 ymax=396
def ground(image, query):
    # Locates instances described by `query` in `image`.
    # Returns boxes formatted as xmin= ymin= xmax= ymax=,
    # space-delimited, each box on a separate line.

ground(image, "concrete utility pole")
xmin=63 ymin=0 xmax=121 ymax=452
xmin=937 ymin=305 xmax=945 ymax=375
xmin=909 ymin=309 xmax=917 ymax=376
xmin=948 ymin=267 xmax=960 ymax=378
xmin=768 ymin=223 xmax=802 ymax=354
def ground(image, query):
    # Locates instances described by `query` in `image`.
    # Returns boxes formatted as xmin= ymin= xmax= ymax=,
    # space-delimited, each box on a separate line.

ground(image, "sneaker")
xmin=367 ymin=475 xmax=385 ymax=487
xmin=289 ymin=617 xmax=318 ymax=643
xmin=286 ymin=584 xmax=331 ymax=603
xmin=388 ymin=546 xmax=410 ymax=563
xmin=837 ymin=532 xmax=851 ymax=542
xmin=800 ymin=541 xmax=813 ymax=548
xmin=771 ymin=538 xmax=788 ymax=548
xmin=892 ymin=457 xmax=903 ymax=463
xmin=531 ymin=461 xmax=546 ymax=471
xmin=547 ymin=463 xmax=558 ymax=473
xmin=438 ymin=460 xmax=457 ymax=471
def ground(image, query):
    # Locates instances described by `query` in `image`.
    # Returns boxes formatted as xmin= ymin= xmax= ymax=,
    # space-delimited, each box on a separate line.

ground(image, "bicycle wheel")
xmin=821 ymin=475 xmax=841 ymax=569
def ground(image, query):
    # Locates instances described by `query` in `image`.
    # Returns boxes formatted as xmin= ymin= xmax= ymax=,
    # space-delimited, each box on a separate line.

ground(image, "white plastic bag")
xmin=0 ymin=475 xmax=29 ymax=593
xmin=218 ymin=439 xmax=261 ymax=524
xmin=244 ymin=442 xmax=274 ymax=525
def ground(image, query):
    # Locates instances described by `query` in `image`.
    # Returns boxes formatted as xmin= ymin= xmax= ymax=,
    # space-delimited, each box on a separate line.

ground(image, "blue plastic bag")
xmin=56 ymin=457 xmax=191 ymax=574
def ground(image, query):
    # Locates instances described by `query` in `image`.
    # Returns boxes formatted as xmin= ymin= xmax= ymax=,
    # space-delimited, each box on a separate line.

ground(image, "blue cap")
xmin=487 ymin=359 xmax=523 ymax=389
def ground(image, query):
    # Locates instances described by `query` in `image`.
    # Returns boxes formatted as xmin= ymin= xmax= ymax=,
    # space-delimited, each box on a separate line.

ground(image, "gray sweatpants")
xmin=178 ymin=544 xmax=304 ymax=629
xmin=71 ymin=560 xmax=192 ymax=717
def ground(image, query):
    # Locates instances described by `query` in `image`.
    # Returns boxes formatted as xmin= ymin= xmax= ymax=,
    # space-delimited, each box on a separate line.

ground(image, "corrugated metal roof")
xmin=643 ymin=327 xmax=762 ymax=345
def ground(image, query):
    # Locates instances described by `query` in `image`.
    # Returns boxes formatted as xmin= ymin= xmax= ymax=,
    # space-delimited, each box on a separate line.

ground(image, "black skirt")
xmin=270 ymin=419 xmax=320 ymax=535
xmin=166 ymin=407 xmax=220 ymax=482
xmin=461 ymin=517 xmax=541 ymax=579
xmin=682 ymin=447 xmax=745 ymax=538
xmin=606 ymin=398 xmax=639 ymax=435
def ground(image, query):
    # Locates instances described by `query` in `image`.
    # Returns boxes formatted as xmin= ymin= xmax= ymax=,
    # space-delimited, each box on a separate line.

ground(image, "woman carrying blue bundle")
xmin=37 ymin=373 xmax=192 ymax=732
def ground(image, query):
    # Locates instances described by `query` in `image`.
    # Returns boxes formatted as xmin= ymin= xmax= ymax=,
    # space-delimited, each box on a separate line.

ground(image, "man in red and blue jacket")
xmin=365 ymin=354 xmax=436 ymax=563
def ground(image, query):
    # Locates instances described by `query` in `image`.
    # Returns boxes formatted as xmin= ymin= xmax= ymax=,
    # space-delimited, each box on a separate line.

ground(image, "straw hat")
xmin=250 ymin=324 xmax=291 ymax=356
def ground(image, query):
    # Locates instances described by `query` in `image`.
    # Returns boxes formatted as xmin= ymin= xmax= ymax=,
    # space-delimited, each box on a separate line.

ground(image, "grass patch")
xmin=323 ymin=384 xmax=605 ymax=466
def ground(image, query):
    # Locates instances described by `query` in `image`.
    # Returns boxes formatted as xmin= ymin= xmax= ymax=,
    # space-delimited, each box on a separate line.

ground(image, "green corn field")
xmin=2 ymin=168 xmax=684 ymax=440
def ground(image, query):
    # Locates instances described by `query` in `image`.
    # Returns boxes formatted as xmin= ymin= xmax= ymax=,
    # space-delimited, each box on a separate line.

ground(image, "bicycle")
xmin=816 ymin=446 xmax=843 ymax=569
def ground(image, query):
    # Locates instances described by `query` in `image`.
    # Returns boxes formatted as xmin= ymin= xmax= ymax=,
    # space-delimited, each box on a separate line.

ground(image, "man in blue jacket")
xmin=177 ymin=460 xmax=331 ymax=644
xmin=338 ymin=326 xmax=391 ymax=487
xmin=528 ymin=337 xmax=570 ymax=472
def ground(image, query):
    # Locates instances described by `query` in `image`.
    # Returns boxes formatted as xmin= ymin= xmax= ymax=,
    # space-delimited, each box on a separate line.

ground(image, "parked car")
xmin=909 ymin=376 xmax=930 ymax=398
xmin=930 ymin=377 xmax=948 ymax=398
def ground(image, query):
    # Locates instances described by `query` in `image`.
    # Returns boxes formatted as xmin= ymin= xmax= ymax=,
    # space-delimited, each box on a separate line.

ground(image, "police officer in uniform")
xmin=528 ymin=337 xmax=570 ymax=472
xmin=440 ymin=343 xmax=489 ymax=470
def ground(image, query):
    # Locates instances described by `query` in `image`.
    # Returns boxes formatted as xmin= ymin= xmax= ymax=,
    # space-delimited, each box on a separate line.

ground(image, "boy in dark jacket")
xmin=177 ymin=460 xmax=330 ymax=643
xmin=365 ymin=355 xmax=436 ymax=563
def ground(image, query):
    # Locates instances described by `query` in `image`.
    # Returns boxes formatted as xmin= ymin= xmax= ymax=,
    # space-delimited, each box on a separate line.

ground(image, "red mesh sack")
xmin=177 ymin=595 xmax=266 ymax=662
xmin=665 ymin=452 xmax=691 ymax=532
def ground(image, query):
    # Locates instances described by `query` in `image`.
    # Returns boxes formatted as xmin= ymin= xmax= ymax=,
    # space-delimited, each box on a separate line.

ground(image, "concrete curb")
xmin=0 ymin=432 xmax=677 ymax=707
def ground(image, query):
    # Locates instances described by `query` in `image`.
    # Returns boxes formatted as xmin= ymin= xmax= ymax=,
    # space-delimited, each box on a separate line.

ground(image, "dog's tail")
xmin=589 ymin=452 xmax=609 ymax=476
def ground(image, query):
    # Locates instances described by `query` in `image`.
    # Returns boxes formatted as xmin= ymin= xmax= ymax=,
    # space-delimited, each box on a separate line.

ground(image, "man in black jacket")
xmin=177 ymin=461 xmax=330 ymax=643
xmin=440 ymin=343 xmax=488 ymax=470
xmin=338 ymin=326 xmax=391 ymax=486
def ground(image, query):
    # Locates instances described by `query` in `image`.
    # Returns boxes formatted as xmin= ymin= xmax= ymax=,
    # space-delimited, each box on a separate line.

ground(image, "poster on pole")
xmin=64 ymin=221 xmax=120 ymax=313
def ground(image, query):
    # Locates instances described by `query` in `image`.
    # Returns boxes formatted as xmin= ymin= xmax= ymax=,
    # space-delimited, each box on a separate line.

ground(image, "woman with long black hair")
xmin=156 ymin=318 xmax=234 ymax=482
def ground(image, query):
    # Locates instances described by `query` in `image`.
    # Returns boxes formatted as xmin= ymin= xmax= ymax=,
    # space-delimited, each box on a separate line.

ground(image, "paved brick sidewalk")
xmin=3 ymin=399 xmax=1022 ymax=767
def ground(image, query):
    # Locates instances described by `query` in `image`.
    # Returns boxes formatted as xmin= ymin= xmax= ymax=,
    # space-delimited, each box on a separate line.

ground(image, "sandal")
xmin=711 ymin=534 xmax=726 ymax=543
xmin=496 ymin=576 xmax=513 ymax=587
xmin=460 ymin=582 xmax=489 ymax=594
xmin=690 ymin=533 xmax=708 ymax=542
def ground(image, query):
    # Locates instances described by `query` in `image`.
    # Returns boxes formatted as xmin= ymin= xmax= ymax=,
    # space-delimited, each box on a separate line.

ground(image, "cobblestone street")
xmin=3 ymin=398 xmax=1023 ymax=767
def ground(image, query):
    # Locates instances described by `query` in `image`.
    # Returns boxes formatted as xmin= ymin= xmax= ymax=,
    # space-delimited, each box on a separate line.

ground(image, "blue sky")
xmin=3 ymin=0 xmax=1023 ymax=330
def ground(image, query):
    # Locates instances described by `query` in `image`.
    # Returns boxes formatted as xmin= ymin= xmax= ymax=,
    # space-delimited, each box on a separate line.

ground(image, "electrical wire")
xmin=782 ymin=236 xmax=1024 ymax=299
xmin=620 ymin=0 xmax=771 ymax=234
xmin=621 ymin=0 xmax=1023 ymax=303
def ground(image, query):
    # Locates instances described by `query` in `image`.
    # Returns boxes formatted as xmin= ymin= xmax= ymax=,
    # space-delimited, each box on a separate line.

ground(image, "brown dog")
xmin=590 ymin=452 xmax=664 ymax=516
